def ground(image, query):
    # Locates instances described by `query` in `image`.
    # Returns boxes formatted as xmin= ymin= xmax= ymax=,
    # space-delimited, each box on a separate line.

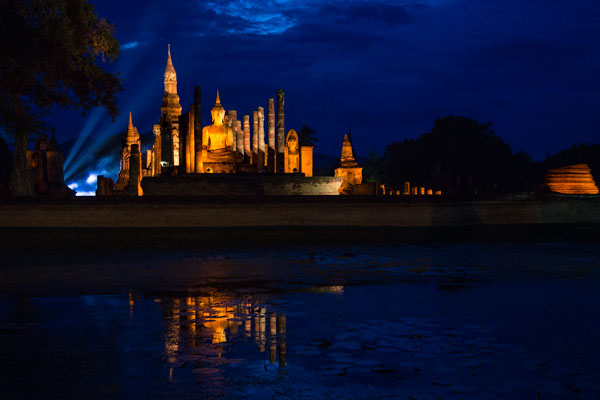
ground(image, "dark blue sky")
xmin=54 ymin=0 xmax=599 ymax=190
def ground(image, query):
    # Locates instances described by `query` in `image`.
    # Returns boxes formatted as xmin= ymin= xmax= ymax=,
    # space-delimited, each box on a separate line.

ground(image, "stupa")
xmin=544 ymin=164 xmax=599 ymax=195
xmin=334 ymin=133 xmax=363 ymax=194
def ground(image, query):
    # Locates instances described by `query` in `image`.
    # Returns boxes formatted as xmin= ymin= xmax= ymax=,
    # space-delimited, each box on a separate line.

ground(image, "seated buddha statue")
xmin=201 ymin=91 xmax=242 ymax=166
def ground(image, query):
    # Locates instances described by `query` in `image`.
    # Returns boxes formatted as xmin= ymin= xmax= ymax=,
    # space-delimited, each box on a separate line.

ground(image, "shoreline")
xmin=1 ymin=224 xmax=599 ymax=250
xmin=0 ymin=197 xmax=598 ymax=248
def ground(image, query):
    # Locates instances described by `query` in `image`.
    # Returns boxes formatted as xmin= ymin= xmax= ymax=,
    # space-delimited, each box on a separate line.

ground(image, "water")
xmin=1 ymin=244 xmax=600 ymax=399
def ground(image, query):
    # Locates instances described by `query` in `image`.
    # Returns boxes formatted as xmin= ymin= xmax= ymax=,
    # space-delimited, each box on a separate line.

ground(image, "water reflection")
xmin=129 ymin=293 xmax=288 ymax=385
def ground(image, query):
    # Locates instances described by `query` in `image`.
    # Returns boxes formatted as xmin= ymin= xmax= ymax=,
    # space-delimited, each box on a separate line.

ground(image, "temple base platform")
xmin=141 ymin=174 xmax=343 ymax=196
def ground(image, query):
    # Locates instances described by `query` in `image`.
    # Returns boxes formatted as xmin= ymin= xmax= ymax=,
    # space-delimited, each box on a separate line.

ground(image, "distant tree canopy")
xmin=362 ymin=150 xmax=383 ymax=183
xmin=299 ymin=124 xmax=318 ymax=147
xmin=0 ymin=0 xmax=122 ymax=195
xmin=382 ymin=116 xmax=536 ymax=197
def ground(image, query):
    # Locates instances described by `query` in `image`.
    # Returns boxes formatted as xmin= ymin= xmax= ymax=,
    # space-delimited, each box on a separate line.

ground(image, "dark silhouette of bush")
xmin=382 ymin=116 xmax=537 ymax=198
xmin=0 ymin=136 xmax=11 ymax=183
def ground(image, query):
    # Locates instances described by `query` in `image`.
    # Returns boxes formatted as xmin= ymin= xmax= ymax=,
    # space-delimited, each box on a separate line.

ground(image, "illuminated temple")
xmin=104 ymin=45 xmax=356 ymax=196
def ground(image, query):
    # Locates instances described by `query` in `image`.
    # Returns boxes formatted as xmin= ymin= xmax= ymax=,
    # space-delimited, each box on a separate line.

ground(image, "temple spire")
xmin=164 ymin=44 xmax=177 ymax=95
xmin=125 ymin=111 xmax=139 ymax=146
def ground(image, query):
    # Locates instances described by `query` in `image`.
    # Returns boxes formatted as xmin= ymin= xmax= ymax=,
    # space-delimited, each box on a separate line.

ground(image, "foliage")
xmin=299 ymin=124 xmax=318 ymax=147
xmin=362 ymin=149 xmax=383 ymax=183
xmin=382 ymin=116 xmax=537 ymax=198
xmin=0 ymin=0 xmax=122 ymax=195
xmin=0 ymin=136 xmax=12 ymax=182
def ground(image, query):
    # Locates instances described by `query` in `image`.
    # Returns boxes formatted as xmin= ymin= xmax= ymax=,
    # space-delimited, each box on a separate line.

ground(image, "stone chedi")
xmin=116 ymin=112 xmax=141 ymax=192
xmin=544 ymin=164 xmax=599 ymax=195
xmin=159 ymin=44 xmax=182 ymax=167
xmin=26 ymin=133 xmax=73 ymax=197
xmin=335 ymin=134 xmax=363 ymax=194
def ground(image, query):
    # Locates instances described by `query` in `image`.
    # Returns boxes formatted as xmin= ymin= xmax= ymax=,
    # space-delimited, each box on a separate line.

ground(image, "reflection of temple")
xmin=126 ymin=294 xmax=288 ymax=378
xmin=110 ymin=45 xmax=337 ymax=196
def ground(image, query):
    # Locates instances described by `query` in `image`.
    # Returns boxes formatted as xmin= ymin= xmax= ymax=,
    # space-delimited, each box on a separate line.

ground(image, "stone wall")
xmin=141 ymin=175 xmax=343 ymax=196
xmin=1 ymin=198 xmax=598 ymax=228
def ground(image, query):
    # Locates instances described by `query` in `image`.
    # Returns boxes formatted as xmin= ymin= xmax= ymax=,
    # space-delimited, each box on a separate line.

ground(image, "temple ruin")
xmin=111 ymin=45 xmax=343 ymax=196
xmin=544 ymin=164 xmax=599 ymax=195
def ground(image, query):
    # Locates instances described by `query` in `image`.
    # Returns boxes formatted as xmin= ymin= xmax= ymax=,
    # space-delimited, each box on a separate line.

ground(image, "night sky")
xmin=52 ymin=0 xmax=599 ymax=192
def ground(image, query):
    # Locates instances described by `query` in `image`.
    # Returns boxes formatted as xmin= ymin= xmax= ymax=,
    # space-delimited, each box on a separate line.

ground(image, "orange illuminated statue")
xmin=200 ymin=91 xmax=242 ymax=172
xmin=202 ymin=91 xmax=233 ymax=151
xmin=284 ymin=129 xmax=300 ymax=173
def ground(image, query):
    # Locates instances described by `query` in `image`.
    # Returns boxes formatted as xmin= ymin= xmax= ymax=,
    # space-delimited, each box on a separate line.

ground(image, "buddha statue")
xmin=284 ymin=129 xmax=300 ymax=173
xmin=202 ymin=91 xmax=233 ymax=152
xmin=200 ymin=91 xmax=242 ymax=172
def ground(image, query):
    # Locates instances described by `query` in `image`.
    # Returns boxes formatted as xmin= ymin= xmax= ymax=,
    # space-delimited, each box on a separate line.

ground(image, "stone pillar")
xmin=186 ymin=108 xmax=195 ymax=173
xmin=243 ymin=115 xmax=251 ymax=160
xmin=267 ymin=98 xmax=275 ymax=172
xmin=403 ymin=181 xmax=410 ymax=196
xmin=236 ymin=120 xmax=244 ymax=156
xmin=193 ymin=87 xmax=202 ymax=173
xmin=171 ymin=123 xmax=180 ymax=167
xmin=252 ymin=111 xmax=258 ymax=165
xmin=152 ymin=124 xmax=162 ymax=176
xmin=228 ymin=110 xmax=237 ymax=152
xmin=258 ymin=107 xmax=265 ymax=171
xmin=128 ymin=144 xmax=141 ymax=196
xmin=276 ymin=89 xmax=285 ymax=172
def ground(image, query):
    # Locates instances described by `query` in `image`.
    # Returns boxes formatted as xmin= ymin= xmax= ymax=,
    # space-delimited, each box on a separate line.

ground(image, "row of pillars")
xmin=381 ymin=181 xmax=442 ymax=196
xmin=226 ymin=89 xmax=285 ymax=171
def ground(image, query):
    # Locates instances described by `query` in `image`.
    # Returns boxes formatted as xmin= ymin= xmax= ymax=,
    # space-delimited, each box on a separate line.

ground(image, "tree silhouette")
xmin=0 ymin=136 xmax=11 ymax=183
xmin=0 ymin=0 xmax=122 ymax=195
xmin=382 ymin=115 xmax=536 ymax=198
xmin=299 ymin=124 xmax=318 ymax=147
xmin=362 ymin=150 xmax=383 ymax=183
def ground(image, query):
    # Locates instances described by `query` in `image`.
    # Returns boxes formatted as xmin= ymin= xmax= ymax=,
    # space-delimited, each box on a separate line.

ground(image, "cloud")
xmin=121 ymin=41 xmax=140 ymax=50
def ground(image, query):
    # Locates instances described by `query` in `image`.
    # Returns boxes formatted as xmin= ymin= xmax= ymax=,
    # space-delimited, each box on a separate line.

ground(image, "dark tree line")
xmin=368 ymin=116 xmax=539 ymax=198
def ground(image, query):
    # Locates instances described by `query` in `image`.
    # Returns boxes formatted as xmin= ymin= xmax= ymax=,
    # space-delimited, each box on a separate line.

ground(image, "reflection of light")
xmin=64 ymin=4 xmax=164 ymax=181
xmin=122 ymin=41 xmax=140 ymax=50
xmin=86 ymin=174 xmax=98 ymax=185
xmin=75 ymin=191 xmax=96 ymax=196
